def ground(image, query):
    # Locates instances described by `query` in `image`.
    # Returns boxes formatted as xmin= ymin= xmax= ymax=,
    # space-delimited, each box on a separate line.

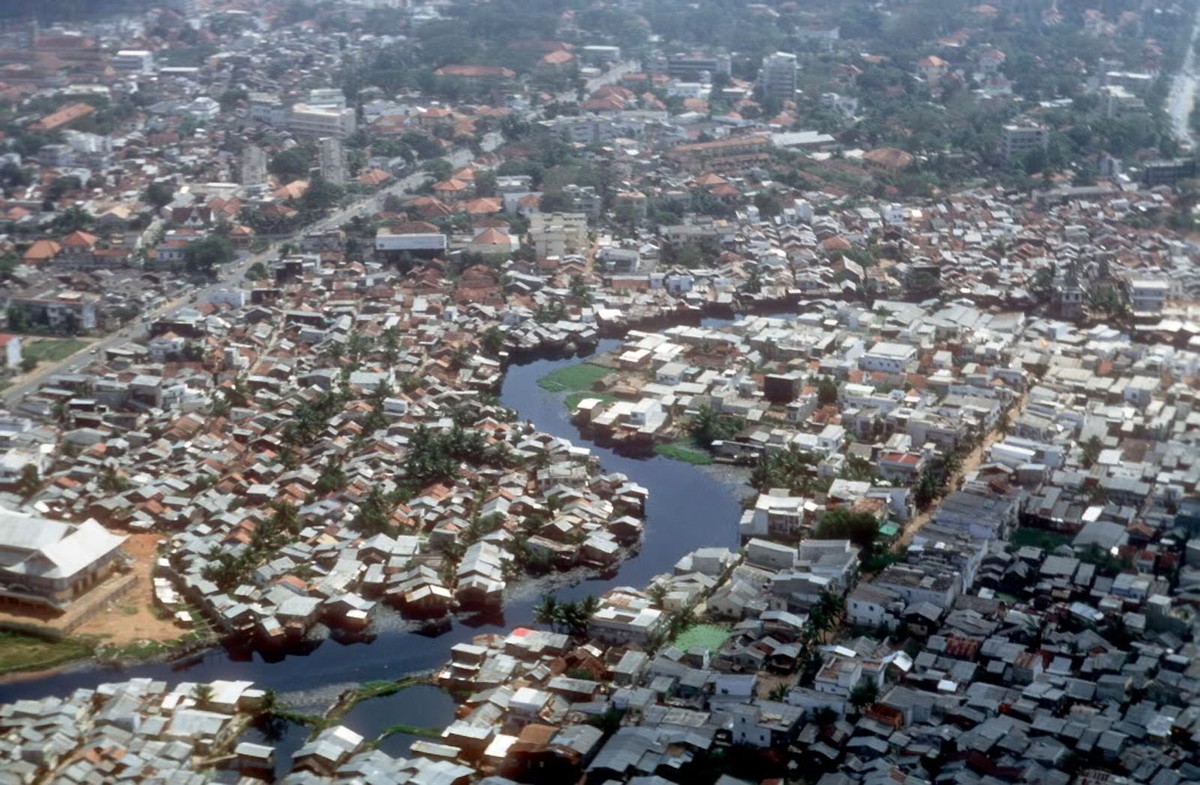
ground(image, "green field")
xmin=0 ymin=632 xmax=94 ymax=675
xmin=23 ymin=339 xmax=90 ymax=364
xmin=673 ymin=624 xmax=732 ymax=653
xmin=654 ymin=438 xmax=713 ymax=465
xmin=536 ymin=363 xmax=611 ymax=393
xmin=1010 ymin=527 xmax=1072 ymax=551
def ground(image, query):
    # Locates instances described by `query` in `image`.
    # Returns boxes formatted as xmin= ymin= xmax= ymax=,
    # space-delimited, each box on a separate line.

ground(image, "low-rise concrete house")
xmin=0 ymin=512 xmax=127 ymax=611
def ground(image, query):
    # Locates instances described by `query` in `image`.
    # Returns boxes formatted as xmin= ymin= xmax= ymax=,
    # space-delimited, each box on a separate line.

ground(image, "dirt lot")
xmin=72 ymin=533 xmax=183 ymax=646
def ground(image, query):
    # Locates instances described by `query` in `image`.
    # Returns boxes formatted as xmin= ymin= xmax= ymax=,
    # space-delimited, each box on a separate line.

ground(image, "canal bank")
xmin=0 ymin=336 xmax=750 ymax=706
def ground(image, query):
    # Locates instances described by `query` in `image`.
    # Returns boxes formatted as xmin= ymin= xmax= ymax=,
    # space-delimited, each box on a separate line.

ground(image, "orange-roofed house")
xmin=60 ymin=230 xmax=97 ymax=266
xmin=272 ymin=180 xmax=309 ymax=201
xmin=432 ymin=178 xmax=470 ymax=196
xmin=539 ymin=49 xmax=576 ymax=70
xmin=515 ymin=193 xmax=541 ymax=216
xmin=467 ymin=226 xmax=519 ymax=256
xmin=2 ymin=205 xmax=32 ymax=223
xmin=918 ymin=56 xmax=949 ymax=83
xmin=977 ymin=48 xmax=1006 ymax=75
xmin=434 ymin=65 xmax=515 ymax=83
xmin=863 ymin=146 xmax=915 ymax=171
xmin=821 ymin=236 xmax=852 ymax=255
xmin=460 ymin=197 xmax=503 ymax=216
xmin=22 ymin=239 xmax=60 ymax=264
xmin=30 ymin=102 xmax=95 ymax=131
xmin=417 ymin=107 xmax=455 ymax=130
xmin=357 ymin=168 xmax=391 ymax=186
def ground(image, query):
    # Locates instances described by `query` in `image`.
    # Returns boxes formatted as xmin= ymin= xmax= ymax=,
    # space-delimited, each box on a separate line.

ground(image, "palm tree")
xmin=260 ymin=688 xmax=280 ymax=715
xmin=191 ymin=684 xmax=214 ymax=709
xmin=817 ymin=588 xmax=844 ymax=619
xmin=556 ymin=600 xmax=589 ymax=636
xmin=647 ymin=583 xmax=669 ymax=607
xmin=849 ymin=680 xmax=878 ymax=712
xmin=448 ymin=345 xmax=473 ymax=370
xmin=534 ymin=594 xmax=559 ymax=631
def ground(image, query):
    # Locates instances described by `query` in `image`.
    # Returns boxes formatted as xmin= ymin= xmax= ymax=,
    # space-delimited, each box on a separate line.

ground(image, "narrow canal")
xmin=0 ymin=337 xmax=748 ymax=705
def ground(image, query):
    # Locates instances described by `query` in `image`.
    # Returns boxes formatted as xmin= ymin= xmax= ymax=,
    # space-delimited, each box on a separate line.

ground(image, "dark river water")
xmin=0 ymin=336 xmax=748 ymax=707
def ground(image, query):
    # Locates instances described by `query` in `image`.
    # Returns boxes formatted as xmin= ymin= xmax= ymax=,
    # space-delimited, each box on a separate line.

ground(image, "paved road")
xmin=895 ymin=392 xmax=1028 ymax=551
xmin=3 ymin=148 xmax=476 ymax=409
xmin=554 ymin=59 xmax=640 ymax=104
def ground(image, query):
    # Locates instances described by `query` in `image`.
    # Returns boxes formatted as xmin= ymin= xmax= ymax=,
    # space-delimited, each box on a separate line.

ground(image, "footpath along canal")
xmin=0 ymin=336 xmax=748 ymax=706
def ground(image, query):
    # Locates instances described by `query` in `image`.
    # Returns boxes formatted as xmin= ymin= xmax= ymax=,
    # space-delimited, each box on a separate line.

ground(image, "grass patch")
xmin=326 ymin=676 xmax=431 ymax=725
xmin=378 ymin=722 xmax=443 ymax=740
xmin=0 ymin=632 xmax=94 ymax=675
xmin=1010 ymin=527 xmax=1072 ymax=552
xmin=564 ymin=391 xmax=617 ymax=412
xmin=654 ymin=438 xmax=713 ymax=466
xmin=23 ymin=339 xmax=90 ymax=364
xmin=673 ymin=624 xmax=731 ymax=653
xmin=356 ymin=679 xmax=407 ymax=700
xmin=96 ymin=639 xmax=175 ymax=660
xmin=536 ymin=363 xmax=611 ymax=393
xmin=272 ymin=709 xmax=331 ymax=729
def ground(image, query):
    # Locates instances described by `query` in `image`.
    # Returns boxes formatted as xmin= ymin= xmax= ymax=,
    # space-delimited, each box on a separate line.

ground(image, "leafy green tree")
xmin=568 ymin=274 xmax=592 ymax=305
xmin=474 ymin=170 xmax=497 ymax=198
xmin=315 ymin=458 xmax=347 ymax=495
xmin=751 ymin=446 xmax=825 ymax=495
xmin=201 ymin=549 xmax=250 ymax=591
xmin=813 ymin=707 xmax=838 ymax=726
xmin=143 ymin=181 xmax=175 ymax=209
xmin=183 ymin=235 xmax=236 ymax=278
xmin=49 ymin=205 xmax=92 ymax=234
xmin=481 ymin=326 xmax=506 ymax=357
xmin=7 ymin=304 xmax=30 ymax=333
xmin=1089 ymin=285 xmax=1128 ymax=322
xmin=244 ymin=261 xmax=269 ymax=280
xmin=1030 ymin=264 xmax=1056 ymax=303
xmin=301 ymin=175 xmax=343 ymax=213
xmin=45 ymin=176 xmax=82 ymax=203
xmin=1081 ymin=435 xmax=1103 ymax=469
xmin=739 ymin=266 xmax=763 ymax=295
xmin=425 ymin=161 xmax=457 ymax=188
xmin=689 ymin=405 xmax=740 ymax=448
xmin=270 ymin=501 xmax=301 ymax=536
xmin=17 ymin=464 xmax=40 ymax=499
xmin=849 ymin=680 xmax=878 ymax=711
xmin=218 ymin=87 xmax=248 ymax=110
xmin=816 ymin=377 xmax=839 ymax=406
xmin=349 ymin=487 xmax=393 ymax=535
xmin=269 ymin=149 xmax=311 ymax=183
xmin=913 ymin=466 xmax=939 ymax=510
xmin=816 ymin=508 xmax=880 ymax=552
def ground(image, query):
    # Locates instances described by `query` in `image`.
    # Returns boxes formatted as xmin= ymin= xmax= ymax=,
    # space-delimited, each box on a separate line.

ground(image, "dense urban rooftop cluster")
xmin=0 ymin=0 xmax=1199 ymax=784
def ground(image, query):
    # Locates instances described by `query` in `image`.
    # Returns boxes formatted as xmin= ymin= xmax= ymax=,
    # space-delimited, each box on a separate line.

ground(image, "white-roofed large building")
xmin=0 ymin=512 xmax=128 ymax=611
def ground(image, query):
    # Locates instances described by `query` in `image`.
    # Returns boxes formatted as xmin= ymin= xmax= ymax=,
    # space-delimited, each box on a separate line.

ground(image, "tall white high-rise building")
xmin=760 ymin=52 xmax=798 ymax=102
xmin=289 ymin=104 xmax=357 ymax=139
xmin=319 ymin=137 xmax=347 ymax=186
xmin=241 ymin=145 xmax=267 ymax=185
